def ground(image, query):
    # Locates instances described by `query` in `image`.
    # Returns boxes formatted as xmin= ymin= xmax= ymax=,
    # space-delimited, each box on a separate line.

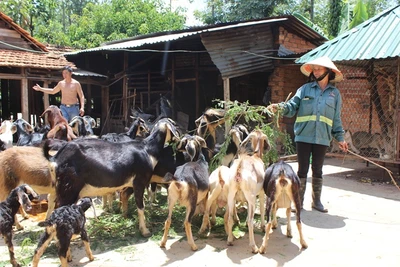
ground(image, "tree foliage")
xmin=0 ymin=0 xmax=186 ymax=48
xmin=196 ymin=0 xmax=290 ymax=24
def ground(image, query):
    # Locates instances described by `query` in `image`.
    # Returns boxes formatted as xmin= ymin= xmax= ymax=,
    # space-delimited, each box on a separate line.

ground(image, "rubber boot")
xmin=292 ymin=177 xmax=307 ymax=212
xmin=312 ymin=177 xmax=328 ymax=213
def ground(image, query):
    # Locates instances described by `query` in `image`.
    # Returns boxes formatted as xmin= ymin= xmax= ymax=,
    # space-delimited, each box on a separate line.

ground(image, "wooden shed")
xmin=64 ymin=15 xmax=327 ymax=134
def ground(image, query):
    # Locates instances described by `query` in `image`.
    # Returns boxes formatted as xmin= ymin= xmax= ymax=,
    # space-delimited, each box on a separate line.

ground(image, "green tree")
xmin=328 ymin=0 xmax=343 ymax=37
xmin=196 ymin=0 xmax=290 ymax=24
xmin=66 ymin=0 xmax=186 ymax=48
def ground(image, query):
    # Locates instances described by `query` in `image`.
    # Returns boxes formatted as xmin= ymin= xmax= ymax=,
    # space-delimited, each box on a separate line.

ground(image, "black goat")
xmin=43 ymin=118 xmax=180 ymax=237
xmin=160 ymin=135 xmax=209 ymax=251
xmin=0 ymin=184 xmax=39 ymax=267
xmin=259 ymin=160 xmax=308 ymax=253
xmin=32 ymin=197 xmax=94 ymax=267
xmin=101 ymin=117 xmax=148 ymax=142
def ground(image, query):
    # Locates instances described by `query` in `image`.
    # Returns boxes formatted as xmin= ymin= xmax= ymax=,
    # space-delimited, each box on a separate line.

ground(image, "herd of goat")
xmin=0 ymin=105 xmax=308 ymax=267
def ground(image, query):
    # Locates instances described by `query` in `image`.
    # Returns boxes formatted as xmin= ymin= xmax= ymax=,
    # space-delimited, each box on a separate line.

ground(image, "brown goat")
xmin=41 ymin=105 xmax=76 ymax=141
xmin=0 ymin=146 xmax=56 ymax=229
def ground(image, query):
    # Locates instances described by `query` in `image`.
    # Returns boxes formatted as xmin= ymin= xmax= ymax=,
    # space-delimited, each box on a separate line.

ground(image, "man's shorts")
xmin=60 ymin=104 xmax=79 ymax=122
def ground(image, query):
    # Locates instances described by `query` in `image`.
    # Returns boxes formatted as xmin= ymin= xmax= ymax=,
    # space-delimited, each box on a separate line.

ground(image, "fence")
xmin=330 ymin=58 xmax=400 ymax=162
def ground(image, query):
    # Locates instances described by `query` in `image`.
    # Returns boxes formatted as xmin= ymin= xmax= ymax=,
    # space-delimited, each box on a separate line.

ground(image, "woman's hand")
xmin=338 ymin=141 xmax=348 ymax=153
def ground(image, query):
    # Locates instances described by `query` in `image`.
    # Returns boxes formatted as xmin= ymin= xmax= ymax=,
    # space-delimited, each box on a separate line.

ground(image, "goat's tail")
xmin=43 ymin=139 xmax=52 ymax=160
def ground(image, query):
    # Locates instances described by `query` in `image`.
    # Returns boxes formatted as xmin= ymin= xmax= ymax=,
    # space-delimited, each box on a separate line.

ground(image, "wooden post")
xmin=101 ymin=86 xmax=109 ymax=134
xmin=223 ymin=77 xmax=230 ymax=132
xmin=123 ymin=52 xmax=129 ymax=123
xmin=21 ymin=68 xmax=29 ymax=120
xmin=171 ymin=56 xmax=176 ymax=119
xmin=86 ymin=84 xmax=92 ymax=115
xmin=43 ymin=81 xmax=50 ymax=111
xmin=147 ymin=70 xmax=151 ymax=109
xmin=195 ymin=54 xmax=200 ymax=118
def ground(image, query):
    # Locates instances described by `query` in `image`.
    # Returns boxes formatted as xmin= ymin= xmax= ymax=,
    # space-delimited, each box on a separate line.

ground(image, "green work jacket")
xmin=279 ymin=81 xmax=345 ymax=146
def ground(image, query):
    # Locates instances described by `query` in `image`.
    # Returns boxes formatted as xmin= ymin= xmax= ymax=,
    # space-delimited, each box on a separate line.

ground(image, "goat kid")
xmin=0 ymin=184 xmax=39 ymax=267
xmin=259 ymin=160 xmax=308 ymax=253
xmin=0 ymin=120 xmax=17 ymax=149
xmin=0 ymin=146 xmax=56 ymax=228
xmin=32 ymin=197 xmax=95 ymax=267
xmin=44 ymin=118 xmax=180 ymax=237
xmin=226 ymin=129 xmax=269 ymax=253
xmin=41 ymin=105 xmax=77 ymax=141
xmin=160 ymin=135 xmax=209 ymax=251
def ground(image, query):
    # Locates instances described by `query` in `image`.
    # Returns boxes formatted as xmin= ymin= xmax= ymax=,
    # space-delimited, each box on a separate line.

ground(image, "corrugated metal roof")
xmin=297 ymin=5 xmax=400 ymax=63
xmin=65 ymin=16 xmax=323 ymax=56
xmin=201 ymin=23 xmax=274 ymax=79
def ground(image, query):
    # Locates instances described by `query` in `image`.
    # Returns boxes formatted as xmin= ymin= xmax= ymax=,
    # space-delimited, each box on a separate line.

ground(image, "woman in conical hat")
xmin=267 ymin=56 xmax=348 ymax=213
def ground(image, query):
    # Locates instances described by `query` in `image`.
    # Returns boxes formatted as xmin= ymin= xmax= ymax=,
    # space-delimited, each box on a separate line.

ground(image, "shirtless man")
xmin=33 ymin=66 xmax=85 ymax=122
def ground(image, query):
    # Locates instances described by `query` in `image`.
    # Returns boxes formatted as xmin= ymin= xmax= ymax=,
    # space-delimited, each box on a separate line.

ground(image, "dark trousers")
xmin=296 ymin=142 xmax=328 ymax=179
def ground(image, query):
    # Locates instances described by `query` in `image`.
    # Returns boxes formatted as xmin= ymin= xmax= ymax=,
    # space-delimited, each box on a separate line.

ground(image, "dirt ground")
xmin=1 ymin=156 xmax=400 ymax=267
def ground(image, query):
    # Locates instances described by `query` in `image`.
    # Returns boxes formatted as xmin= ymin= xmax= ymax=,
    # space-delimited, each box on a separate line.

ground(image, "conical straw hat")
xmin=300 ymin=56 xmax=343 ymax=82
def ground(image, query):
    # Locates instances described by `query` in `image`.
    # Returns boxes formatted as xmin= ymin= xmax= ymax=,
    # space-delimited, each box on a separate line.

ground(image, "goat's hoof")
xmin=258 ymin=246 xmax=266 ymax=254
xmin=141 ymin=230 xmax=151 ymax=238
xmin=301 ymin=241 xmax=308 ymax=249
xmin=251 ymin=245 xmax=259 ymax=254
xmin=160 ymin=240 xmax=166 ymax=248
xmin=227 ymin=241 xmax=234 ymax=246
xmin=89 ymin=256 xmax=95 ymax=261
xmin=190 ymin=245 xmax=198 ymax=251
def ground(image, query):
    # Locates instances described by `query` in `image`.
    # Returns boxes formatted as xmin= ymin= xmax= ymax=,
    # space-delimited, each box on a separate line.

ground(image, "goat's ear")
xmin=17 ymin=190 xmax=32 ymax=211
xmin=166 ymin=121 xmax=180 ymax=140
xmin=177 ymin=135 xmax=189 ymax=151
xmin=194 ymin=135 xmax=208 ymax=148
xmin=47 ymin=125 xmax=60 ymax=139
xmin=263 ymin=137 xmax=271 ymax=152
xmin=89 ymin=118 xmax=96 ymax=128
xmin=25 ymin=122 xmax=34 ymax=133
xmin=11 ymin=124 xmax=17 ymax=134
xmin=194 ymin=115 xmax=203 ymax=128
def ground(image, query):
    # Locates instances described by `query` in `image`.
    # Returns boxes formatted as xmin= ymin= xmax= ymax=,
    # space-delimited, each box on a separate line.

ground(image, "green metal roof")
xmin=297 ymin=5 xmax=400 ymax=64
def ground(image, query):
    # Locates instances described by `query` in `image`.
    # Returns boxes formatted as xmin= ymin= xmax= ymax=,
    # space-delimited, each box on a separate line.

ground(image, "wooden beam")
xmin=21 ymin=69 xmax=29 ymax=121
xmin=175 ymin=78 xmax=196 ymax=83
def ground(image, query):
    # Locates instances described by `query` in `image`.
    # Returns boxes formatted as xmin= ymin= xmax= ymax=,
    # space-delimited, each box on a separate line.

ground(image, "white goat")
xmin=0 ymin=120 xmax=17 ymax=149
xmin=226 ymin=129 xmax=269 ymax=253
